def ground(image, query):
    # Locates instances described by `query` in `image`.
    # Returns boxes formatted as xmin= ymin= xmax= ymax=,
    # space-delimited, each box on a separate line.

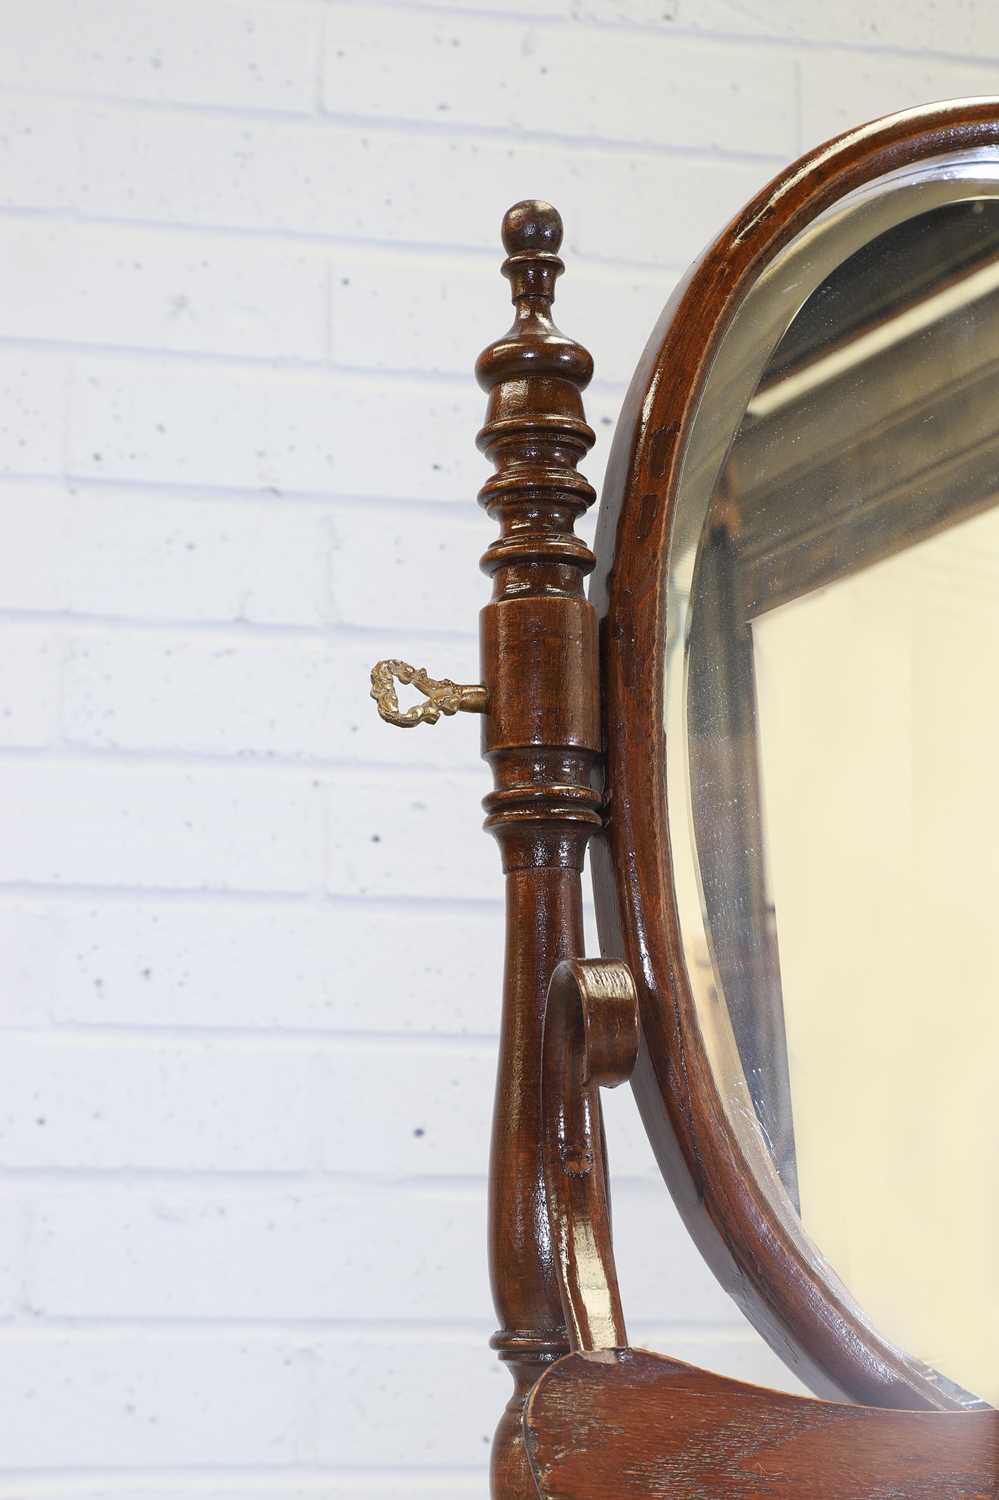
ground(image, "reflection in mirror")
xmin=685 ymin=197 xmax=999 ymax=1407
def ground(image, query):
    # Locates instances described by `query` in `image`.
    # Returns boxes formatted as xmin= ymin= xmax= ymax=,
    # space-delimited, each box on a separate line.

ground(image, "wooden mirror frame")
xmin=371 ymin=97 xmax=999 ymax=1498
xmin=590 ymin=96 xmax=999 ymax=1414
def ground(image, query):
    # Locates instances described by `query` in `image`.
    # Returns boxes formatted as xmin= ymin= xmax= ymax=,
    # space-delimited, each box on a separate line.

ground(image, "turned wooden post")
xmin=476 ymin=201 xmax=601 ymax=1500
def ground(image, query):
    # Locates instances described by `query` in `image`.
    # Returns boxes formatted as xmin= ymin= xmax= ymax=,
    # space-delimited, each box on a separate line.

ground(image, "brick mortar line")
xmin=0 ymin=204 xmax=689 ymax=281
xmin=0 ymin=334 xmax=649 ymax=393
xmin=0 ymin=81 xmax=798 ymax=162
xmin=340 ymin=0 xmax=999 ymax=67
xmin=3 ymin=1022 xmax=503 ymax=1050
xmin=0 ymin=608 xmax=481 ymax=644
xmin=0 ymin=744 xmax=487 ymax=774
xmin=0 ymin=203 xmax=719 ymax=274
xmin=0 ymin=884 xmax=510 ymax=911
xmin=0 ymin=342 xmax=485 ymax=398
xmin=0 ymin=473 xmax=502 ymax=519
xmin=0 ymin=1316 xmax=755 ymax=1337
xmin=0 ymin=1174 xmax=666 ymax=1197
xmin=0 ymin=1463 xmax=488 ymax=1483
xmin=4 ymin=8 xmax=995 ymax=83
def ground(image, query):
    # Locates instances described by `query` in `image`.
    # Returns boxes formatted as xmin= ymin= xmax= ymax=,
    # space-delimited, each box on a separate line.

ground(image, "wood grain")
xmin=525 ymin=1350 xmax=999 ymax=1499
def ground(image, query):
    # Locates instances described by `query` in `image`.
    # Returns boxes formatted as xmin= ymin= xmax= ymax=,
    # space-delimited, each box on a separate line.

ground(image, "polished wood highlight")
xmin=591 ymin=98 xmax=999 ymax=1410
xmin=475 ymin=200 xmax=603 ymax=1500
xmin=525 ymin=1350 xmax=999 ymax=1499
xmin=540 ymin=957 xmax=639 ymax=1353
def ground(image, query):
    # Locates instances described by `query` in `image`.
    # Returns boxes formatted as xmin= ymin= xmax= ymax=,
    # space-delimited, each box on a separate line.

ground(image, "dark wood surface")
xmin=590 ymin=98 xmax=999 ymax=1409
xmin=540 ymin=957 xmax=639 ymax=1353
xmin=525 ymin=1349 xmax=999 ymax=1499
xmin=475 ymin=201 xmax=605 ymax=1500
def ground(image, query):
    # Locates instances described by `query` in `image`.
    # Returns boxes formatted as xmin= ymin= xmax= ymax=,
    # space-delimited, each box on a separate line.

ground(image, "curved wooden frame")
xmin=590 ymin=97 xmax=999 ymax=1411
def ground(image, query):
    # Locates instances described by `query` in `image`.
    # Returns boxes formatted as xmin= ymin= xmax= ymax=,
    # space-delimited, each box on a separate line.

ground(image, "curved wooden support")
xmin=525 ymin=1348 xmax=999 ymax=1499
xmin=541 ymin=958 xmax=639 ymax=1353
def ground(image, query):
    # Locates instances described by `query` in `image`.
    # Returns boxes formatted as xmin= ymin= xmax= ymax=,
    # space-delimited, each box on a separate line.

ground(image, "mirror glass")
xmin=672 ymin=182 xmax=999 ymax=1407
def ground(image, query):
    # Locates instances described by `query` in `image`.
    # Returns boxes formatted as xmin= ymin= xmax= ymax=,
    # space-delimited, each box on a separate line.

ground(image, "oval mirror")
xmin=683 ymin=190 xmax=999 ymax=1411
xmin=593 ymin=101 xmax=999 ymax=1412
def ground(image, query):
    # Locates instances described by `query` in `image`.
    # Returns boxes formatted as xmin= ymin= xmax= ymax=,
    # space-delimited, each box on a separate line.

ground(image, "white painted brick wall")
xmin=0 ymin=0 xmax=992 ymax=1491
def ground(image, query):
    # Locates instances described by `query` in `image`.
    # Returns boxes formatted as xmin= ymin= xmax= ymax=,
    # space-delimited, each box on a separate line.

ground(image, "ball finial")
xmin=501 ymin=200 xmax=563 ymax=257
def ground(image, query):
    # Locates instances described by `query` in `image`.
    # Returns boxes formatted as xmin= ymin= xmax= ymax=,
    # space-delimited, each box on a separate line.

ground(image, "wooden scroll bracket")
xmin=541 ymin=958 xmax=639 ymax=1353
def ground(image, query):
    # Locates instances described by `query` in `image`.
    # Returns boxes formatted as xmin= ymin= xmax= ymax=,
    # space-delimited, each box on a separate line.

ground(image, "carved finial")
xmin=500 ymin=199 xmax=565 ymax=304
xmin=475 ymin=202 xmax=596 ymax=587
xmin=502 ymin=198 xmax=563 ymax=254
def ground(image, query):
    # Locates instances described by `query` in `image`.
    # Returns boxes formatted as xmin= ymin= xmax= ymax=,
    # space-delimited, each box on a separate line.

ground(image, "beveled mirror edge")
xmin=669 ymin=159 xmax=999 ymax=1412
xmin=590 ymin=98 xmax=999 ymax=1411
